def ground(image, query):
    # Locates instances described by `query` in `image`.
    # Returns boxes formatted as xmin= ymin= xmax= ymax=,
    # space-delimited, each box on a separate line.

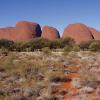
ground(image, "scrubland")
xmin=0 ymin=38 xmax=100 ymax=100
xmin=0 ymin=50 xmax=100 ymax=100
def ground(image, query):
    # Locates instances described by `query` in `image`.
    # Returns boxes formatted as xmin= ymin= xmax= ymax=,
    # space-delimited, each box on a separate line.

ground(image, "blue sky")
xmin=0 ymin=0 xmax=100 ymax=35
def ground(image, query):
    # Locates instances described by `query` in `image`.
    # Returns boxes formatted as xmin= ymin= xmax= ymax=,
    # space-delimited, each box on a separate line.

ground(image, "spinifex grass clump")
xmin=42 ymin=47 xmax=51 ymax=55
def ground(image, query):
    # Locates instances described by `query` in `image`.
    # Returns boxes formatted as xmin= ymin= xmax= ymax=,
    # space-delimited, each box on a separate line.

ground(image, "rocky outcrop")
xmin=89 ymin=27 xmax=100 ymax=40
xmin=41 ymin=26 xmax=60 ymax=40
xmin=62 ymin=23 xmax=94 ymax=43
xmin=0 ymin=21 xmax=42 ymax=41
xmin=0 ymin=27 xmax=16 ymax=41
xmin=1 ymin=21 xmax=100 ymax=43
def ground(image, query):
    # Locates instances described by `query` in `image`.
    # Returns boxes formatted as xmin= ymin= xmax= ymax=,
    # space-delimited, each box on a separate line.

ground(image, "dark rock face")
xmin=62 ymin=23 xmax=94 ymax=43
xmin=0 ymin=21 xmax=42 ymax=41
xmin=89 ymin=27 xmax=100 ymax=40
xmin=41 ymin=26 xmax=60 ymax=40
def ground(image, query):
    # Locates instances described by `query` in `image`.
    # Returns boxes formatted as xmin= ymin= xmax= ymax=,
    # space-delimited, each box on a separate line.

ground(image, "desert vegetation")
xmin=0 ymin=38 xmax=100 ymax=53
xmin=0 ymin=38 xmax=100 ymax=99
xmin=0 ymin=49 xmax=100 ymax=99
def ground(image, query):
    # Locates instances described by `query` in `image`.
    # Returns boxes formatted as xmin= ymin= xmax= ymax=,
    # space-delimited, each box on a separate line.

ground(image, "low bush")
xmin=89 ymin=41 xmax=100 ymax=52
xmin=47 ymin=71 xmax=70 ymax=83
xmin=79 ymin=41 xmax=93 ymax=50
xmin=63 ymin=45 xmax=73 ymax=52
xmin=50 ymin=76 xmax=71 ymax=83
xmin=60 ymin=37 xmax=75 ymax=48
xmin=50 ymin=39 xmax=61 ymax=49
xmin=50 ymin=37 xmax=74 ymax=49
xmin=11 ymin=41 xmax=30 ymax=52
xmin=42 ymin=47 xmax=51 ymax=55
xmin=0 ymin=47 xmax=9 ymax=56
xmin=1 ymin=38 xmax=100 ymax=52
xmin=28 ymin=38 xmax=51 ymax=51
xmin=0 ymin=39 xmax=14 ymax=50
xmin=0 ymin=37 xmax=75 ymax=52
xmin=72 ymin=45 xmax=80 ymax=52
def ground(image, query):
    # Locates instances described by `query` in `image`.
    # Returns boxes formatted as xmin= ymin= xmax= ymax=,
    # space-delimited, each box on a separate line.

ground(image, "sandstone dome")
xmin=16 ymin=21 xmax=42 ymax=39
xmin=62 ymin=23 xmax=93 ymax=43
xmin=41 ymin=26 xmax=60 ymax=40
xmin=0 ymin=21 xmax=42 ymax=41
xmin=0 ymin=27 xmax=16 ymax=41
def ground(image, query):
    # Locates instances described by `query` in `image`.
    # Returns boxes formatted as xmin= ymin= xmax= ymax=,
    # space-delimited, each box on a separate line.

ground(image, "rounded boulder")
xmin=16 ymin=21 xmax=42 ymax=41
xmin=41 ymin=26 xmax=60 ymax=40
xmin=62 ymin=23 xmax=93 ymax=43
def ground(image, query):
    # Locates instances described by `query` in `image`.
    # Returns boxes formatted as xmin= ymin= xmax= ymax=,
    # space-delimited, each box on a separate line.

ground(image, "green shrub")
xmin=89 ymin=41 xmax=100 ymax=52
xmin=60 ymin=37 xmax=75 ymax=48
xmin=0 ymin=47 xmax=9 ymax=56
xmin=72 ymin=45 xmax=80 ymax=52
xmin=11 ymin=42 xmax=23 ymax=51
xmin=29 ymin=38 xmax=51 ymax=50
xmin=63 ymin=45 xmax=73 ymax=52
xmin=50 ymin=39 xmax=61 ymax=49
xmin=0 ymin=39 xmax=29 ymax=52
xmin=0 ymin=39 xmax=14 ymax=49
xmin=0 ymin=37 xmax=75 ymax=51
xmin=50 ymin=38 xmax=74 ymax=49
xmin=79 ymin=41 xmax=92 ymax=50
xmin=9 ymin=41 xmax=31 ymax=52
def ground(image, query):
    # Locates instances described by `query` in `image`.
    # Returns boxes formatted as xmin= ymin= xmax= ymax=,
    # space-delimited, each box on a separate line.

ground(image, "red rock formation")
xmin=41 ymin=26 xmax=60 ymax=40
xmin=62 ymin=23 xmax=93 ymax=43
xmin=89 ymin=27 xmax=100 ymax=40
xmin=0 ymin=27 xmax=16 ymax=40
xmin=0 ymin=21 xmax=42 ymax=41
xmin=1 ymin=21 xmax=100 ymax=43
xmin=16 ymin=21 xmax=41 ymax=39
